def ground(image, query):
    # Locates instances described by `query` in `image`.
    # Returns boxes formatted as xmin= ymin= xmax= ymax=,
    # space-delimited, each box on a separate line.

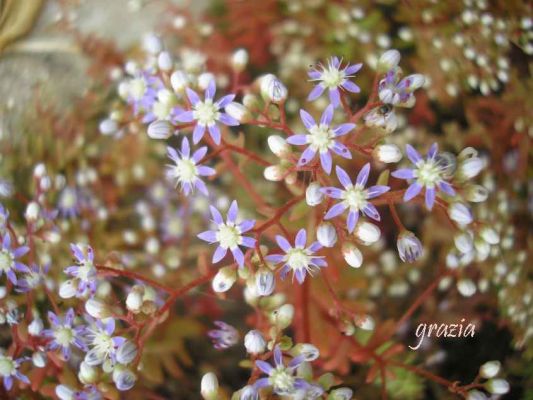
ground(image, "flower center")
xmin=59 ymin=189 xmax=77 ymax=209
xmin=307 ymin=124 xmax=334 ymax=153
xmin=0 ymin=250 xmax=13 ymax=272
xmin=193 ymin=99 xmax=220 ymax=126
xmin=285 ymin=248 xmax=311 ymax=271
xmin=321 ymin=67 xmax=345 ymax=88
xmin=174 ymin=158 xmax=198 ymax=183
xmin=77 ymin=260 xmax=96 ymax=282
xmin=90 ymin=330 xmax=114 ymax=357
xmin=54 ymin=326 xmax=74 ymax=347
xmin=129 ymin=78 xmax=147 ymax=100
xmin=0 ymin=357 xmax=15 ymax=377
xmin=414 ymin=160 xmax=442 ymax=187
xmin=342 ymin=186 xmax=368 ymax=211
xmin=216 ymin=224 xmax=242 ymax=249
xmin=270 ymin=366 xmax=295 ymax=393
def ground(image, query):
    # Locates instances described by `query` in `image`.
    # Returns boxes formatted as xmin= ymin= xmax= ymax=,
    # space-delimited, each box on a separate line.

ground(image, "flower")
xmin=16 ymin=263 xmax=49 ymax=292
xmin=287 ymin=105 xmax=354 ymax=174
xmin=307 ymin=57 xmax=363 ymax=108
xmin=0 ymin=351 xmax=29 ymax=390
xmin=175 ymin=78 xmax=239 ymax=145
xmin=84 ymin=318 xmax=126 ymax=366
xmin=254 ymin=345 xmax=307 ymax=395
xmin=321 ymin=164 xmax=390 ymax=233
xmin=378 ymin=67 xmax=425 ymax=108
xmin=397 ymin=231 xmax=423 ymax=263
xmin=43 ymin=309 xmax=87 ymax=360
xmin=57 ymin=186 xmax=80 ymax=218
xmin=64 ymin=244 xmax=98 ymax=297
xmin=391 ymin=144 xmax=456 ymax=210
xmin=207 ymin=321 xmax=239 ymax=350
xmin=0 ymin=233 xmax=29 ymax=285
xmin=197 ymin=201 xmax=256 ymax=268
xmin=166 ymin=137 xmax=215 ymax=196
xmin=266 ymin=229 xmax=326 ymax=284
xmin=55 ymin=384 xmax=102 ymax=400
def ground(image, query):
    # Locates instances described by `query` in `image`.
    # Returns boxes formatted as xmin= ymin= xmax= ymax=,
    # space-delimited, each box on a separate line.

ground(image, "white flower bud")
xmin=59 ymin=280 xmax=77 ymax=299
xmin=259 ymin=74 xmax=288 ymax=103
xmin=355 ymin=315 xmax=375 ymax=331
xmin=485 ymin=378 xmax=509 ymax=395
xmin=397 ymin=231 xmax=423 ymax=263
xmin=32 ymin=351 xmax=47 ymax=368
xmin=116 ymin=341 xmax=138 ymax=365
xmin=464 ymin=184 xmax=489 ymax=202
xmin=142 ymin=33 xmax=162 ymax=54
xmin=293 ymin=343 xmax=320 ymax=361
xmin=23 ymin=201 xmax=39 ymax=222
xmin=85 ymin=298 xmax=111 ymax=319
xmin=467 ymin=390 xmax=487 ymax=400
xmin=373 ymin=144 xmax=402 ymax=163
xmin=170 ymin=70 xmax=190 ymax=92
xmin=212 ymin=266 xmax=237 ymax=293
xmin=255 ymin=270 xmax=275 ymax=296
xmin=405 ymin=74 xmax=425 ymax=91
xmin=263 ymin=165 xmax=284 ymax=182
xmin=480 ymin=227 xmax=499 ymax=245
xmin=240 ymin=385 xmax=259 ymax=400
xmin=454 ymin=232 xmax=474 ymax=254
xmin=33 ymin=163 xmax=47 ymax=178
xmin=113 ymin=367 xmax=137 ymax=391
xmin=459 ymin=157 xmax=484 ymax=179
xmin=449 ymin=203 xmax=473 ymax=226
xmin=126 ymin=286 xmax=144 ymax=313
xmin=200 ymin=372 xmax=219 ymax=400
xmin=198 ymin=73 xmax=215 ymax=91
xmin=457 ymin=279 xmax=476 ymax=297
xmin=244 ymin=330 xmax=266 ymax=354
xmin=225 ymin=102 xmax=251 ymax=123
xmin=377 ymin=49 xmax=401 ymax=72
xmin=28 ymin=317 xmax=43 ymax=336
xmin=231 ymin=48 xmax=249 ymax=72
xmin=329 ymin=388 xmax=353 ymax=400
xmin=56 ymin=385 xmax=75 ymax=400
xmin=147 ymin=120 xmax=172 ymax=139
xmin=342 ymin=243 xmax=363 ymax=268
xmin=480 ymin=360 xmax=501 ymax=379
xmin=306 ymin=182 xmax=323 ymax=206
xmin=267 ymin=135 xmax=290 ymax=157
xmin=272 ymin=304 xmax=294 ymax=329
xmin=317 ymin=222 xmax=337 ymax=248
xmin=79 ymin=361 xmax=99 ymax=384
xmin=355 ymin=222 xmax=381 ymax=245
xmin=157 ymin=51 xmax=173 ymax=71
xmin=99 ymin=118 xmax=119 ymax=136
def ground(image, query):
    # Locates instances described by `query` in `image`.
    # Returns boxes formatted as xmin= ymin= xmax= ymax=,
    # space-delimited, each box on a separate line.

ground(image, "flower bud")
xmin=397 ymin=231 xmax=423 ymax=263
xmin=113 ymin=367 xmax=137 ymax=391
xmin=255 ymin=270 xmax=275 ymax=296
xmin=198 ymin=73 xmax=216 ymax=91
xmin=259 ymin=74 xmax=288 ymax=103
xmin=85 ymin=298 xmax=111 ymax=319
xmin=263 ymin=165 xmax=284 ymax=182
xmin=28 ymin=317 xmax=43 ymax=336
xmin=373 ymin=144 xmax=402 ymax=163
xmin=355 ymin=222 xmax=381 ymax=245
xmin=142 ymin=33 xmax=162 ymax=54
xmin=225 ymin=102 xmax=251 ymax=123
xmin=480 ymin=360 xmax=501 ymax=379
xmin=32 ymin=351 xmax=47 ymax=368
xmin=240 ymin=385 xmax=259 ymax=400
xmin=377 ymin=49 xmax=401 ymax=72
xmin=329 ymin=388 xmax=354 ymax=400
xmin=170 ymin=70 xmax=190 ymax=92
xmin=244 ymin=330 xmax=266 ymax=354
xmin=480 ymin=227 xmax=499 ymax=245
xmin=458 ymin=157 xmax=484 ymax=179
xmin=485 ymin=378 xmax=509 ymax=395
xmin=267 ymin=135 xmax=290 ymax=157
xmin=454 ymin=232 xmax=474 ymax=254
xmin=355 ymin=315 xmax=375 ymax=331
xmin=201 ymin=372 xmax=219 ymax=400
xmin=79 ymin=361 xmax=99 ymax=384
xmin=59 ymin=280 xmax=77 ymax=299
xmin=212 ymin=266 xmax=237 ymax=293
xmin=293 ymin=343 xmax=320 ymax=361
xmin=99 ymin=118 xmax=118 ymax=135
xmin=457 ymin=279 xmax=476 ymax=297
xmin=56 ymin=385 xmax=75 ymax=400
xmin=342 ymin=243 xmax=363 ymax=268
xmin=157 ymin=51 xmax=173 ymax=71
xmin=449 ymin=203 xmax=473 ymax=226
xmin=147 ymin=120 xmax=172 ymax=139
xmin=404 ymin=74 xmax=425 ymax=91
xmin=116 ymin=341 xmax=138 ymax=365
xmin=126 ymin=286 xmax=144 ymax=313
xmin=272 ymin=304 xmax=294 ymax=330
xmin=317 ymin=222 xmax=337 ymax=248
xmin=464 ymin=184 xmax=489 ymax=202
xmin=306 ymin=182 xmax=323 ymax=206
xmin=467 ymin=390 xmax=488 ymax=400
xmin=231 ymin=48 xmax=249 ymax=72
xmin=33 ymin=163 xmax=47 ymax=178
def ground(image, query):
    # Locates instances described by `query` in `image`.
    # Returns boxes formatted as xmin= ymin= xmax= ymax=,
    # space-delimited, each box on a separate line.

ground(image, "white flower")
xmin=201 ymin=372 xmax=219 ymax=400
xmin=212 ymin=266 xmax=237 ymax=293
xmin=480 ymin=360 xmax=501 ymax=379
xmin=316 ymin=222 xmax=337 ymax=247
xmin=244 ymin=330 xmax=266 ymax=354
xmin=342 ymin=243 xmax=363 ymax=268
xmin=306 ymin=182 xmax=323 ymax=206
xmin=374 ymin=144 xmax=402 ymax=163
